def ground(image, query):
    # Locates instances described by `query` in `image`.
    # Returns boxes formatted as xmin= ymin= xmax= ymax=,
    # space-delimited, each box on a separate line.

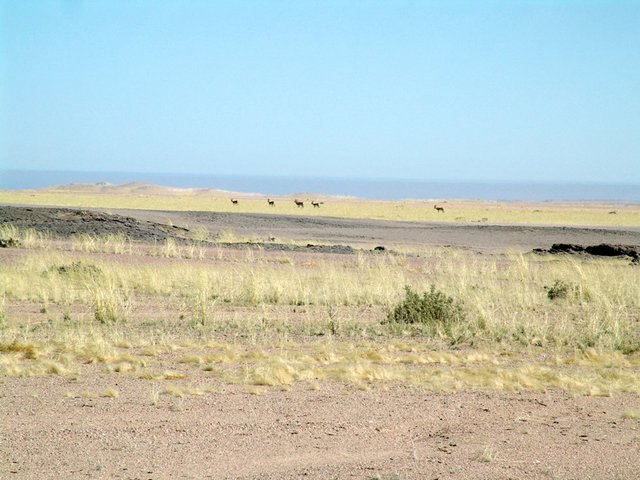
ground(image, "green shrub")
xmin=0 ymin=238 xmax=21 ymax=248
xmin=0 ymin=296 xmax=6 ymax=328
xmin=547 ymin=280 xmax=570 ymax=300
xmin=547 ymin=279 xmax=577 ymax=301
xmin=546 ymin=279 xmax=592 ymax=303
xmin=47 ymin=261 xmax=103 ymax=279
xmin=386 ymin=285 xmax=464 ymax=327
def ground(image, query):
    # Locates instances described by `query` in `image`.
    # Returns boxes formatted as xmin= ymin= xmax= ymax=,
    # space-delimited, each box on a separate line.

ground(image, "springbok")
xmin=434 ymin=204 xmax=444 ymax=213
xmin=231 ymin=198 xmax=239 ymax=205
xmin=311 ymin=201 xmax=324 ymax=208
xmin=267 ymin=198 xmax=275 ymax=206
xmin=294 ymin=199 xmax=304 ymax=208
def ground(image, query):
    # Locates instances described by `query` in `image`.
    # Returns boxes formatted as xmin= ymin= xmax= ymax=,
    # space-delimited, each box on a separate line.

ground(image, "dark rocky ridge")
xmin=533 ymin=243 xmax=639 ymax=262
xmin=0 ymin=205 xmax=360 ymax=255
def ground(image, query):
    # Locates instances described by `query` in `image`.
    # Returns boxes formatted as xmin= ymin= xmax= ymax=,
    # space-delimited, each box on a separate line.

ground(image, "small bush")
xmin=48 ymin=261 xmax=103 ymax=279
xmin=386 ymin=285 xmax=464 ymax=326
xmin=546 ymin=279 xmax=588 ymax=301
xmin=547 ymin=280 xmax=570 ymax=300
xmin=92 ymin=289 xmax=129 ymax=324
xmin=0 ymin=296 xmax=6 ymax=328
xmin=0 ymin=238 xmax=21 ymax=248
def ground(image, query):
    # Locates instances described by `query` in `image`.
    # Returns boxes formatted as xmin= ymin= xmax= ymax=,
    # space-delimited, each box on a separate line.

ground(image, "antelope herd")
xmin=228 ymin=198 xmax=319 ymax=208
xmin=229 ymin=198 xmax=448 ymax=214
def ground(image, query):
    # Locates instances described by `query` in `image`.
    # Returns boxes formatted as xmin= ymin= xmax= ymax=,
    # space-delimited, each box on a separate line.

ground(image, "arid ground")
xmin=1 ymin=191 xmax=640 ymax=480
xmin=2 ymin=204 xmax=639 ymax=254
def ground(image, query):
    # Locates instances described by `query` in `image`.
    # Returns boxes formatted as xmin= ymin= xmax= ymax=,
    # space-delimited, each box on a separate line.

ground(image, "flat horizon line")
xmin=2 ymin=169 xmax=639 ymax=187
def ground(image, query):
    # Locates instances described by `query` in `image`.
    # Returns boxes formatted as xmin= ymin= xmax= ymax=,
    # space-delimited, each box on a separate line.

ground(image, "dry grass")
xmin=1 ymin=325 xmax=638 ymax=396
xmin=620 ymin=410 xmax=640 ymax=420
xmin=1 ymin=190 xmax=639 ymax=226
xmin=2 ymin=245 xmax=638 ymax=353
xmin=1 ymin=224 xmax=639 ymax=397
xmin=477 ymin=446 xmax=498 ymax=463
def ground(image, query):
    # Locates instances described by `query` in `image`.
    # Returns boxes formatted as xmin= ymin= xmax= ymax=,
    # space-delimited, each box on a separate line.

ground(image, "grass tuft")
xmin=477 ymin=446 xmax=497 ymax=463
xmin=620 ymin=410 xmax=640 ymax=420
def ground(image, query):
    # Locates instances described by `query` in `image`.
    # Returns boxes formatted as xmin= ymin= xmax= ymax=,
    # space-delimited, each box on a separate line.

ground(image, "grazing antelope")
xmin=311 ymin=201 xmax=324 ymax=208
xmin=294 ymin=199 xmax=304 ymax=208
xmin=267 ymin=198 xmax=275 ymax=206
xmin=230 ymin=198 xmax=239 ymax=205
xmin=434 ymin=204 xmax=444 ymax=213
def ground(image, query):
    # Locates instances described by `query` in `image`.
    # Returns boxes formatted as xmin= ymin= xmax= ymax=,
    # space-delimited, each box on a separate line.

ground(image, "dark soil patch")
xmin=217 ymin=241 xmax=356 ymax=255
xmin=0 ymin=205 xmax=183 ymax=243
xmin=533 ymin=243 xmax=640 ymax=262
xmin=0 ymin=206 xmax=367 ymax=255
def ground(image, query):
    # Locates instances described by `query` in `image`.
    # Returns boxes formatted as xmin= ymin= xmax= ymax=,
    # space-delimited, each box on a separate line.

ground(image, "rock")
xmin=534 ymin=243 xmax=639 ymax=260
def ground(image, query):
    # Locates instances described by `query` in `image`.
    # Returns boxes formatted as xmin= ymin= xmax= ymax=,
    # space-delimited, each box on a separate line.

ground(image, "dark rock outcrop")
xmin=533 ymin=243 xmax=639 ymax=262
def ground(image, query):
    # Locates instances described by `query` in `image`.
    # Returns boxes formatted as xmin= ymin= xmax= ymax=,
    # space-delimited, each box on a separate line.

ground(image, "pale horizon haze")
xmin=1 ymin=1 xmax=639 ymax=185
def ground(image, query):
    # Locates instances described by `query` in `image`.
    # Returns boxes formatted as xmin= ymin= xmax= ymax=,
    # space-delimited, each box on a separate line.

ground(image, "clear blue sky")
xmin=1 ymin=1 xmax=639 ymax=183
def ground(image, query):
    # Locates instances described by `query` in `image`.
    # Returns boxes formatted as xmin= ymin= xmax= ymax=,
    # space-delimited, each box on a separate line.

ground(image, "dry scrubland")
xmin=1 ymin=224 xmax=639 ymax=396
xmin=2 ymin=185 xmax=640 ymax=226
xmin=1 ymin=193 xmax=640 ymax=479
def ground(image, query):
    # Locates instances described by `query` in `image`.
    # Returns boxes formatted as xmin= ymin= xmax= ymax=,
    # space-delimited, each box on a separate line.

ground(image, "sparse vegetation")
xmin=0 ymin=296 xmax=6 ymax=328
xmin=547 ymin=279 xmax=575 ymax=300
xmin=477 ymin=446 xmax=498 ymax=463
xmin=386 ymin=285 xmax=464 ymax=328
xmin=0 ymin=225 xmax=638 ymax=398
xmin=0 ymin=224 xmax=46 ymax=249
xmin=1 ymin=217 xmax=639 ymax=479
xmin=2 ymin=190 xmax=639 ymax=226
xmin=0 ymin=237 xmax=21 ymax=248
xmin=620 ymin=410 xmax=640 ymax=420
xmin=49 ymin=261 xmax=104 ymax=279
xmin=71 ymin=232 xmax=131 ymax=254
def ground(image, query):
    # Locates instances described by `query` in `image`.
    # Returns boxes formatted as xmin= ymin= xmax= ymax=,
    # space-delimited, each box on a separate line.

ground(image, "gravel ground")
xmin=1 ymin=204 xmax=639 ymax=479
xmin=2 ymin=204 xmax=640 ymax=254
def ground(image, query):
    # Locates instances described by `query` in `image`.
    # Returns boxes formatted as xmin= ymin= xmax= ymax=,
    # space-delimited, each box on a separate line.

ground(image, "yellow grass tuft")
xmin=100 ymin=388 xmax=119 ymax=398
xmin=248 ymin=358 xmax=303 ymax=386
xmin=620 ymin=410 xmax=640 ymax=420
xmin=81 ymin=390 xmax=98 ymax=399
xmin=140 ymin=345 xmax=163 ymax=357
xmin=246 ymin=385 xmax=266 ymax=395
xmin=161 ymin=371 xmax=187 ymax=380
xmin=477 ymin=446 xmax=498 ymax=463
xmin=161 ymin=383 xmax=213 ymax=398
xmin=0 ymin=340 xmax=41 ymax=359
xmin=163 ymin=384 xmax=185 ymax=397
xmin=179 ymin=355 xmax=205 ymax=364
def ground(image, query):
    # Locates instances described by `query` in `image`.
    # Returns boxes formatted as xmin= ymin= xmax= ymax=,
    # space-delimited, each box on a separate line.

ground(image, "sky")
xmin=1 ymin=0 xmax=639 ymax=183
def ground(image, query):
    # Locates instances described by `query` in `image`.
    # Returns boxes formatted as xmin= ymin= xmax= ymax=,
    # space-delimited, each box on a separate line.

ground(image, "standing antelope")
xmin=294 ymin=199 xmax=304 ymax=208
xmin=434 ymin=204 xmax=444 ymax=213
xmin=231 ymin=198 xmax=239 ymax=205
xmin=267 ymin=198 xmax=275 ymax=206
xmin=311 ymin=201 xmax=324 ymax=208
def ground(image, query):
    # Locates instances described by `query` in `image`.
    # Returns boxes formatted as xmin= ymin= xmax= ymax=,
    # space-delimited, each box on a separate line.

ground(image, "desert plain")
xmin=1 ymin=184 xmax=640 ymax=480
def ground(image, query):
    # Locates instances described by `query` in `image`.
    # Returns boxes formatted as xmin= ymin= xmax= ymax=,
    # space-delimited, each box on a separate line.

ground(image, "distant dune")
xmin=41 ymin=182 xmax=351 ymax=200
xmin=43 ymin=182 xmax=259 ymax=198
